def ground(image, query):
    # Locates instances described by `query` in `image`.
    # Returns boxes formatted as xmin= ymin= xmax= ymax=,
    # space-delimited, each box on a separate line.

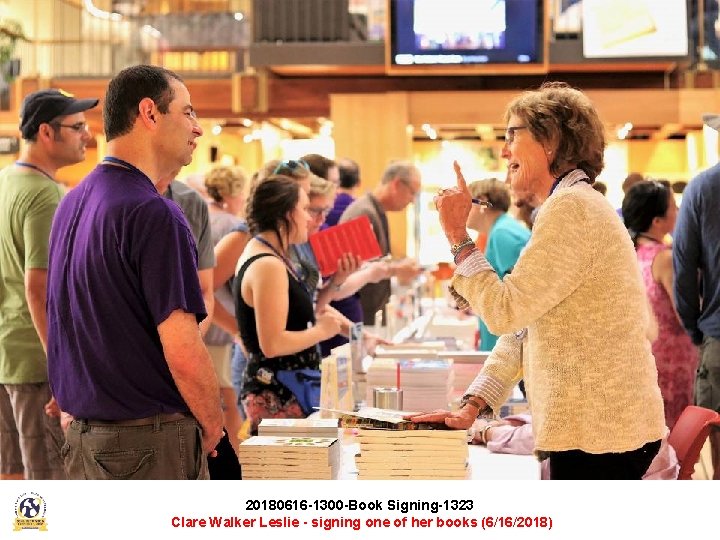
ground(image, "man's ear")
xmin=37 ymin=123 xmax=54 ymax=143
xmin=138 ymin=98 xmax=157 ymax=128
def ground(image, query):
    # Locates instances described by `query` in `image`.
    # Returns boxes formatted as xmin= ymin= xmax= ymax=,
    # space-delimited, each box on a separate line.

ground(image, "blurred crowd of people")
xmin=1 ymin=67 xmax=717 ymax=480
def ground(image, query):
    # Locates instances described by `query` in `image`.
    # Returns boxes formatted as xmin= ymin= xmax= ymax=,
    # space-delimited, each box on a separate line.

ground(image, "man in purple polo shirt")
xmin=47 ymin=65 xmax=223 ymax=479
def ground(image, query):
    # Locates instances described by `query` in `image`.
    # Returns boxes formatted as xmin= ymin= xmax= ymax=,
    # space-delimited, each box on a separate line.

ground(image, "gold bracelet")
xmin=477 ymin=423 xmax=493 ymax=445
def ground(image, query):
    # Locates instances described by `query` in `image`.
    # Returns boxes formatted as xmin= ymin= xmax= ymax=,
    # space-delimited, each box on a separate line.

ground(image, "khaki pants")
xmin=0 ymin=382 xmax=66 ymax=479
xmin=63 ymin=415 xmax=208 ymax=480
xmin=696 ymin=336 xmax=720 ymax=479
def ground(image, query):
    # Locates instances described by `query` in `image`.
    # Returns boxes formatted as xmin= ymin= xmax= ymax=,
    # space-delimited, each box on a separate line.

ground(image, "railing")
xmin=13 ymin=6 xmax=248 ymax=77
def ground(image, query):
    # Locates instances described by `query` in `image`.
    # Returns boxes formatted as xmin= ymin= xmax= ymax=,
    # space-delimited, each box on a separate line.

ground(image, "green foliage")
xmin=0 ymin=17 xmax=26 ymax=80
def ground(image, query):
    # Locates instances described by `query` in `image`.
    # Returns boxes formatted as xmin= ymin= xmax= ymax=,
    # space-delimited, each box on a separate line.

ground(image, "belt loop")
xmin=153 ymin=414 xmax=161 ymax=432
xmin=79 ymin=419 xmax=89 ymax=434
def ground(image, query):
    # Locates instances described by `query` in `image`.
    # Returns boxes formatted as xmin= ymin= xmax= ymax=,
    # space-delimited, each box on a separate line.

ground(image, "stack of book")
xmin=365 ymin=358 xmax=453 ymax=411
xmin=335 ymin=408 xmax=469 ymax=480
xmin=355 ymin=429 xmax=470 ymax=479
xmin=237 ymin=436 xmax=341 ymax=480
xmin=438 ymin=351 xmax=489 ymax=405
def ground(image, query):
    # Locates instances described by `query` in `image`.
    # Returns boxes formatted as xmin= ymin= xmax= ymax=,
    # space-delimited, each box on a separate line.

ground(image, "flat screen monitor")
xmin=388 ymin=0 xmax=543 ymax=71
xmin=582 ymin=0 xmax=689 ymax=58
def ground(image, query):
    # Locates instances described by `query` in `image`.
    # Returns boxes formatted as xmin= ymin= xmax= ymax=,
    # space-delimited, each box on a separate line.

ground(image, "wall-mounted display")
xmin=582 ymin=0 xmax=689 ymax=58
xmin=388 ymin=0 xmax=543 ymax=71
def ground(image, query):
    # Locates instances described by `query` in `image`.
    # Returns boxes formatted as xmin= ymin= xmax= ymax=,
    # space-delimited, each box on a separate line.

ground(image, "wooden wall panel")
xmin=331 ymin=92 xmax=412 ymax=257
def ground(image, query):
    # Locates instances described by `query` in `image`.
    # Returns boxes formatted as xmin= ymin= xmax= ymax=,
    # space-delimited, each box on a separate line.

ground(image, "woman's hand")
xmin=404 ymin=405 xmax=477 ymax=430
xmin=390 ymin=258 xmax=422 ymax=285
xmin=362 ymin=330 xmax=391 ymax=355
xmin=434 ymin=161 xmax=473 ymax=244
xmin=332 ymin=253 xmax=362 ymax=287
xmin=366 ymin=260 xmax=392 ymax=283
xmin=315 ymin=308 xmax=343 ymax=340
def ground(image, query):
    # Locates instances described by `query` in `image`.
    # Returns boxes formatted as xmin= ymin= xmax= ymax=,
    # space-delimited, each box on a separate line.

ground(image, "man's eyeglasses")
xmin=273 ymin=159 xmax=309 ymax=175
xmin=308 ymin=206 xmax=331 ymax=218
xmin=400 ymin=179 xmax=420 ymax=198
xmin=51 ymin=121 xmax=88 ymax=133
xmin=504 ymin=125 xmax=528 ymax=144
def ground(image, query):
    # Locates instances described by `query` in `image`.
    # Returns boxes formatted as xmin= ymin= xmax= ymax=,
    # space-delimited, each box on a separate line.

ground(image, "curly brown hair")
xmin=204 ymin=165 xmax=247 ymax=203
xmin=504 ymin=82 xmax=606 ymax=181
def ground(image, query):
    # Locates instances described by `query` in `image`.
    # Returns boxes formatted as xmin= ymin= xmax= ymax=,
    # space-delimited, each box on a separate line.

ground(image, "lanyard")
xmin=15 ymin=161 xmax=54 ymax=182
xmin=102 ymin=156 xmax=150 ymax=181
xmin=253 ymin=235 xmax=309 ymax=295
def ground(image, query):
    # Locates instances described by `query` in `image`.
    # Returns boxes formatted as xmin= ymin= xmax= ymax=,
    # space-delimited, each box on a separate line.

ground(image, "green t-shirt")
xmin=0 ymin=166 xmax=63 ymax=383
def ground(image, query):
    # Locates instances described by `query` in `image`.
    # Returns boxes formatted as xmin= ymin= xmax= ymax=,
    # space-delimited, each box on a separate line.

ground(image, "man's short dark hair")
xmin=301 ymin=154 xmax=336 ymax=180
xmin=338 ymin=158 xmax=360 ymax=189
xmin=622 ymin=172 xmax=645 ymax=194
xmin=103 ymin=65 xmax=182 ymax=142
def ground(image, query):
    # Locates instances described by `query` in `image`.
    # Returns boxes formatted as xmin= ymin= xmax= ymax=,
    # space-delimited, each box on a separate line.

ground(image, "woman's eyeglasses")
xmin=504 ymin=125 xmax=528 ymax=144
xmin=308 ymin=206 xmax=331 ymax=218
xmin=472 ymin=198 xmax=493 ymax=208
xmin=273 ymin=159 xmax=309 ymax=175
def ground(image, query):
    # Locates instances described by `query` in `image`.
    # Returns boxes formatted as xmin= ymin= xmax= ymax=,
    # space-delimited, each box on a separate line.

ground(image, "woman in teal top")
xmin=467 ymin=179 xmax=531 ymax=351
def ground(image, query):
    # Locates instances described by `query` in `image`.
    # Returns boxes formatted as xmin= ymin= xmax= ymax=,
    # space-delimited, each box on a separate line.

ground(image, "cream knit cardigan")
xmin=453 ymin=177 xmax=666 ymax=454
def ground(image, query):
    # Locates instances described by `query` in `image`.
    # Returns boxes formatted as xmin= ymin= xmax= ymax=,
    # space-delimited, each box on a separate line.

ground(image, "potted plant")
xmin=0 ymin=17 xmax=27 ymax=109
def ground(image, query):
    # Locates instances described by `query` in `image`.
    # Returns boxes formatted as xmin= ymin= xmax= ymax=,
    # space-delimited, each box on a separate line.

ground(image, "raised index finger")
xmin=453 ymin=160 xmax=469 ymax=193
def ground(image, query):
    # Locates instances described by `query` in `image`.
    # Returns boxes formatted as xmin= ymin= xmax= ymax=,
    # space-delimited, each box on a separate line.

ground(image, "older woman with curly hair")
xmin=411 ymin=82 xmax=666 ymax=480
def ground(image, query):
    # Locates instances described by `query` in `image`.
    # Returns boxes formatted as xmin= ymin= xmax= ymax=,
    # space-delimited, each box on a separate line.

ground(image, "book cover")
xmin=258 ymin=418 xmax=339 ymax=437
xmin=309 ymin=215 xmax=382 ymax=276
xmin=238 ymin=436 xmax=339 ymax=456
xmin=318 ymin=406 xmax=454 ymax=431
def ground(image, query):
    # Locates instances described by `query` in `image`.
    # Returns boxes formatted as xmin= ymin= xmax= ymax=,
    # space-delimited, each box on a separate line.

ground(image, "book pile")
xmin=438 ymin=351 xmax=489 ymax=404
xmin=237 ymin=436 xmax=341 ymax=480
xmin=334 ymin=407 xmax=469 ymax=479
xmin=365 ymin=358 xmax=453 ymax=411
xmin=354 ymin=429 xmax=470 ymax=479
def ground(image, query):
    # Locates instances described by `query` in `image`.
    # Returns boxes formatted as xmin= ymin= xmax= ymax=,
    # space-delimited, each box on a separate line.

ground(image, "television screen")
xmin=389 ymin=0 xmax=542 ymax=67
xmin=582 ymin=0 xmax=689 ymax=58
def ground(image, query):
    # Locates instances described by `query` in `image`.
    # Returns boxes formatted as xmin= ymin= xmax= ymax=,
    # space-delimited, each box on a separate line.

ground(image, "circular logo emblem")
xmin=18 ymin=497 xmax=42 ymax=518
xmin=14 ymin=493 xmax=47 ymax=531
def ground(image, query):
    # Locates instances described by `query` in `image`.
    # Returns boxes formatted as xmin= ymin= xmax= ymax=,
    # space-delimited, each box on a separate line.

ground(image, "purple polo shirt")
xmin=47 ymin=164 xmax=207 ymax=420
xmin=325 ymin=192 xmax=355 ymax=227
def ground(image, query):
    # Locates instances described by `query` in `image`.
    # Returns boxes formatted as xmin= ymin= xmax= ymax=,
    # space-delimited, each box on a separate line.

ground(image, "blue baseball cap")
xmin=19 ymin=89 xmax=99 ymax=140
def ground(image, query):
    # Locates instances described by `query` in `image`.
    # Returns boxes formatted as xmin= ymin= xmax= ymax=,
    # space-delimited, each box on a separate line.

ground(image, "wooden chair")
xmin=668 ymin=406 xmax=720 ymax=480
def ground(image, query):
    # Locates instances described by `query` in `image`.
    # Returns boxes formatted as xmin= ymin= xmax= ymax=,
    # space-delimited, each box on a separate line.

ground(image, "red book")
xmin=309 ymin=215 xmax=383 ymax=276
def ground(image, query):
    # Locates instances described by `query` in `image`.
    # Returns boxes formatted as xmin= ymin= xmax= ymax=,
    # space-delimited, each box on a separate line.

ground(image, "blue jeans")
xmin=62 ymin=415 xmax=208 ymax=480
xmin=230 ymin=344 xmax=247 ymax=420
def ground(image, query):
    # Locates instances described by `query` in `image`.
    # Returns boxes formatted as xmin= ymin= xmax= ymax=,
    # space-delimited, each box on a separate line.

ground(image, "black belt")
xmin=79 ymin=412 xmax=192 ymax=427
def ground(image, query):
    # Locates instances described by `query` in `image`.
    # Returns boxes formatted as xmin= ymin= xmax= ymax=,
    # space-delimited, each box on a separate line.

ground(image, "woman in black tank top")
xmin=233 ymin=175 xmax=340 ymax=435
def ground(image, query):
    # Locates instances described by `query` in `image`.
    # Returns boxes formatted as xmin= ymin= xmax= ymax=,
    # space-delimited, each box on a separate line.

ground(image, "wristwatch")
xmin=450 ymin=235 xmax=474 ymax=256
xmin=461 ymin=395 xmax=489 ymax=418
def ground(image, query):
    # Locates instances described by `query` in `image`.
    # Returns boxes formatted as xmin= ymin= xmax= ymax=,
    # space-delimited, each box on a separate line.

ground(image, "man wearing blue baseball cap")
xmin=0 ymin=88 xmax=98 ymax=479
